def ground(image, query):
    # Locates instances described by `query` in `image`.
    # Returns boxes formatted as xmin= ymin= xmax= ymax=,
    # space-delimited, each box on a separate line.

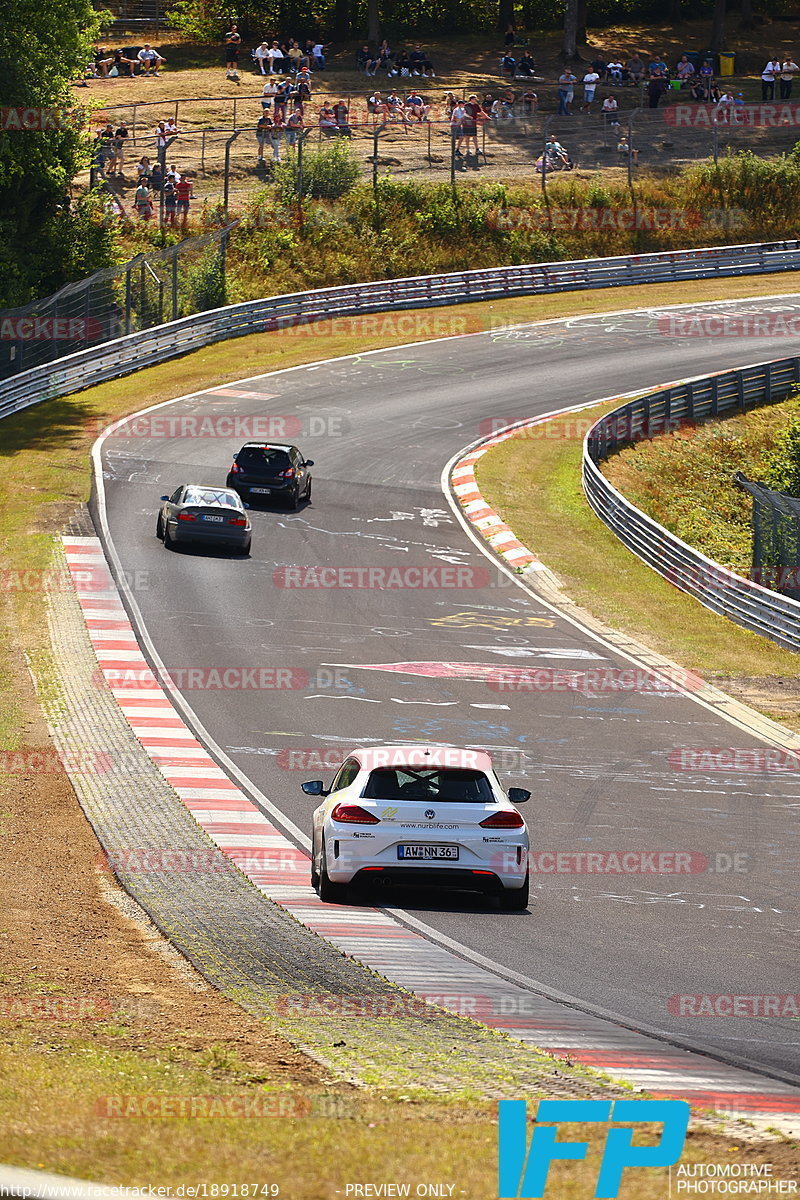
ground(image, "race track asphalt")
xmin=99 ymin=297 xmax=800 ymax=1082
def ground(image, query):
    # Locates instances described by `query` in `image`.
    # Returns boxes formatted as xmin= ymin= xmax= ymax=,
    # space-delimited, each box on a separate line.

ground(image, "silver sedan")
xmin=156 ymin=484 xmax=252 ymax=555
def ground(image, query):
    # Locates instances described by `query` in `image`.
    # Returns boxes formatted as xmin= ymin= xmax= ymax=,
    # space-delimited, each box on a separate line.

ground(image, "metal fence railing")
xmin=583 ymin=358 xmax=800 ymax=652
xmin=0 ymin=223 xmax=236 ymax=380
xmin=4 ymin=240 xmax=800 ymax=420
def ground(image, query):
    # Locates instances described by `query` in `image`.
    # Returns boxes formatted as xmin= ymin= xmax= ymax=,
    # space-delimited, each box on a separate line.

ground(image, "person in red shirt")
xmin=175 ymin=175 xmax=192 ymax=227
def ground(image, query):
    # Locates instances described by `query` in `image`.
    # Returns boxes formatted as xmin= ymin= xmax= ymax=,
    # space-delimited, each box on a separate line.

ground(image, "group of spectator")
xmin=358 ymin=42 xmax=436 ymax=77
xmin=759 ymin=57 xmax=800 ymax=99
xmin=134 ymin=160 xmax=192 ymax=224
xmin=252 ymin=36 xmax=328 ymax=74
xmin=87 ymin=44 xmax=165 ymax=78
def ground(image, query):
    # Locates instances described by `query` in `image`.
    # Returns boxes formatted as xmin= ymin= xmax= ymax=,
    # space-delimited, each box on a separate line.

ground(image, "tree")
xmin=710 ymin=0 xmax=727 ymax=53
xmin=0 ymin=0 xmax=115 ymax=308
xmin=561 ymin=0 xmax=579 ymax=61
xmin=497 ymin=0 xmax=514 ymax=35
xmin=367 ymin=0 xmax=380 ymax=45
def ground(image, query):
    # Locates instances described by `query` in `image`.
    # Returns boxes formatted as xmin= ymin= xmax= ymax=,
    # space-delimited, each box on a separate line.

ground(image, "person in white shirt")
xmin=713 ymin=91 xmax=735 ymax=122
xmin=581 ymin=69 xmax=600 ymax=111
xmin=261 ymin=79 xmax=278 ymax=109
xmin=137 ymin=45 xmax=165 ymax=76
xmin=607 ymin=59 xmax=623 ymax=84
xmin=761 ymin=58 xmax=781 ymax=100
xmin=602 ymin=94 xmax=619 ymax=125
xmin=450 ymin=101 xmax=466 ymax=153
xmin=780 ymin=58 xmax=799 ymax=99
xmin=312 ymin=42 xmax=326 ymax=70
xmin=254 ymin=42 xmax=271 ymax=74
xmin=268 ymin=42 xmax=285 ymax=73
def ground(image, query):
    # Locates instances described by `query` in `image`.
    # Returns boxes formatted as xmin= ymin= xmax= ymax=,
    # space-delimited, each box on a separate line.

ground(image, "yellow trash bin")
xmin=719 ymin=52 xmax=735 ymax=76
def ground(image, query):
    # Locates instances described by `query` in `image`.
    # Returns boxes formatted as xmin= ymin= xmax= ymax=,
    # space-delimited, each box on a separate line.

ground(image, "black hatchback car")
xmin=226 ymin=443 xmax=313 ymax=509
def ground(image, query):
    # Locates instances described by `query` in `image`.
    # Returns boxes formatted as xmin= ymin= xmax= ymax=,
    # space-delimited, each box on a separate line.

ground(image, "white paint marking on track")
xmin=63 ymin=535 xmax=800 ymax=1129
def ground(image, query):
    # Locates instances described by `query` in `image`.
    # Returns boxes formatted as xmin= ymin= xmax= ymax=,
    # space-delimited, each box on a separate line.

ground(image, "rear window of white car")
xmin=361 ymin=768 xmax=494 ymax=803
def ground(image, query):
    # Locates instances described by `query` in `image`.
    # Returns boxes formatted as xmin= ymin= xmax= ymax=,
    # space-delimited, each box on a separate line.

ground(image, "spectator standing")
xmin=257 ymin=112 xmax=272 ymax=159
xmin=225 ymin=23 xmax=241 ymax=80
xmin=313 ymin=41 xmax=326 ymax=70
xmin=165 ymin=116 xmax=178 ymax=136
xmin=463 ymin=94 xmax=481 ymax=154
xmin=648 ymin=70 xmax=668 ymax=108
xmin=558 ymin=68 xmax=577 ymax=115
xmin=761 ymin=58 xmax=781 ymax=101
xmin=150 ymin=160 xmax=164 ymax=192
xmin=163 ymin=179 xmax=177 ymax=226
xmin=175 ymin=174 xmax=192 ymax=227
xmin=285 ymin=106 xmax=303 ymax=147
xmin=581 ymin=68 xmax=600 ymax=112
xmin=780 ymin=57 xmax=799 ymax=99
xmin=155 ymin=120 xmax=168 ymax=160
xmin=450 ymin=98 xmax=467 ymax=155
xmin=113 ymin=122 xmax=129 ymax=171
xmin=137 ymin=44 xmax=165 ymax=76
xmin=269 ymin=111 xmax=283 ymax=160
xmin=261 ymin=78 xmax=278 ymax=109
xmin=274 ymin=78 xmax=292 ymax=120
xmin=134 ymin=181 xmax=152 ymax=220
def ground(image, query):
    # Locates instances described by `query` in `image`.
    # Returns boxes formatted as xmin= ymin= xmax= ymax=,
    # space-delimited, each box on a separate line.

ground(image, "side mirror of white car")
xmin=301 ymin=779 xmax=326 ymax=796
xmin=508 ymin=787 xmax=531 ymax=804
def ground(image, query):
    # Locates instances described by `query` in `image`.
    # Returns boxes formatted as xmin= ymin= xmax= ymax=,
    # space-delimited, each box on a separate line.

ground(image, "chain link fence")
xmin=86 ymin=92 xmax=800 ymax=220
xmin=736 ymin=473 xmax=800 ymax=598
xmin=0 ymin=223 xmax=237 ymax=380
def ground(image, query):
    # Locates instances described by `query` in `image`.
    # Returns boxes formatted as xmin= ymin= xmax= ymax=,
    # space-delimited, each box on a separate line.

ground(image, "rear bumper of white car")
xmin=325 ymin=829 xmax=529 ymax=890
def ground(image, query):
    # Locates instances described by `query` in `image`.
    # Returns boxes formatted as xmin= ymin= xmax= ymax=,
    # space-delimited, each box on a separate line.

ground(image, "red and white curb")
xmin=450 ymin=418 xmax=561 ymax=572
xmin=64 ymin=535 xmax=800 ymax=1131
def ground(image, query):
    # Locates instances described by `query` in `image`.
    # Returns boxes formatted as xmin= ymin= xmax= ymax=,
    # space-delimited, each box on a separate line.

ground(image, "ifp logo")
xmin=498 ymin=1099 xmax=689 ymax=1198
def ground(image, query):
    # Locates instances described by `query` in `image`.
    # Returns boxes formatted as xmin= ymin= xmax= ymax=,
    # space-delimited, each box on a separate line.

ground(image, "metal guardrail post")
xmin=223 ymin=130 xmax=241 ymax=214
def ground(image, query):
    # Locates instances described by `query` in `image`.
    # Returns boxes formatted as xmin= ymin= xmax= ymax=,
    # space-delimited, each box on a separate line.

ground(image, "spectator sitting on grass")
xmin=607 ymin=59 xmax=623 ymax=85
xmin=501 ymin=52 xmax=516 ymax=78
xmin=93 ymin=47 xmax=113 ymax=77
xmin=517 ymin=50 xmax=535 ymax=76
xmin=409 ymin=45 xmax=435 ymax=76
xmin=394 ymin=49 xmax=410 ymax=76
xmin=442 ymin=91 xmax=458 ymax=115
xmin=648 ymin=54 xmax=668 ymax=76
xmin=377 ymin=39 xmax=393 ymax=71
xmin=358 ymin=45 xmax=378 ymax=75
xmin=268 ymin=41 xmax=286 ymax=73
xmin=136 ymin=154 xmax=151 ymax=181
xmin=626 ymin=53 xmax=645 ymax=84
xmin=676 ymin=55 xmax=695 ymax=84
xmin=522 ymin=89 xmax=537 ymax=115
xmin=254 ymin=42 xmax=271 ymax=74
xmin=112 ymin=48 xmax=136 ymax=76
xmin=591 ymin=52 xmax=607 ymax=77
xmin=138 ymin=44 xmax=165 ymax=76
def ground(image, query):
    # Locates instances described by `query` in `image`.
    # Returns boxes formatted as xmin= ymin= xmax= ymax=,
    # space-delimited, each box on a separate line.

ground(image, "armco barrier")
xmin=4 ymin=241 xmax=800 ymax=651
xmin=3 ymin=238 xmax=800 ymax=422
xmin=583 ymin=357 xmax=800 ymax=652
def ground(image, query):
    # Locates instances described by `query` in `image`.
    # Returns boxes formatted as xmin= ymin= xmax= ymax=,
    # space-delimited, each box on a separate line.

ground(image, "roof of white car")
xmin=353 ymin=745 xmax=494 ymax=772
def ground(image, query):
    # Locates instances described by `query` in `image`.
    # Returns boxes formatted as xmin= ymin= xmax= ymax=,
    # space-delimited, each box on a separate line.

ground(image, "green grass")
xmin=476 ymin=401 xmax=800 ymax=721
xmin=3 ymin=278 xmax=800 ymax=1185
xmin=603 ymin=395 xmax=800 ymax=573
